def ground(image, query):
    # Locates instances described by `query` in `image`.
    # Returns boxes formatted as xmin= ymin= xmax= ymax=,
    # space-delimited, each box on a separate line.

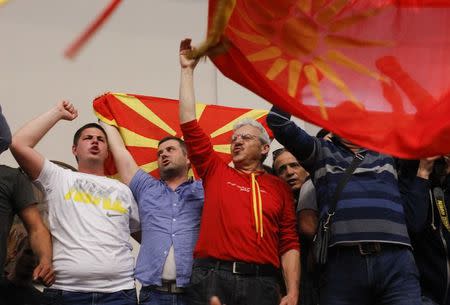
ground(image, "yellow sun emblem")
xmin=228 ymin=0 xmax=393 ymax=119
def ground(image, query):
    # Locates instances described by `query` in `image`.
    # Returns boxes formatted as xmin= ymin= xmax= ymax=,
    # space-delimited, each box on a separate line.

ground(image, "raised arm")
xmin=400 ymin=157 xmax=435 ymax=232
xmin=266 ymin=107 xmax=316 ymax=163
xmin=99 ymin=122 xmax=138 ymax=185
xmin=0 ymin=104 xmax=12 ymax=154
xmin=179 ymin=38 xmax=199 ymax=124
xmin=10 ymin=101 xmax=78 ymax=180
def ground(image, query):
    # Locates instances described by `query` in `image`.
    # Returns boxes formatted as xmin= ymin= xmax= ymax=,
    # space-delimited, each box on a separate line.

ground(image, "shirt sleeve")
xmin=297 ymin=179 xmax=318 ymax=213
xmin=278 ymin=181 xmax=300 ymax=256
xmin=12 ymin=168 xmax=37 ymax=213
xmin=0 ymin=105 xmax=12 ymax=154
xmin=266 ymin=107 xmax=319 ymax=172
xmin=129 ymin=169 xmax=158 ymax=206
xmin=399 ymin=175 xmax=430 ymax=233
xmin=34 ymin=159 xmax=63 ymax=195
xmin=180 ymin=120 xmax=222 ymax=179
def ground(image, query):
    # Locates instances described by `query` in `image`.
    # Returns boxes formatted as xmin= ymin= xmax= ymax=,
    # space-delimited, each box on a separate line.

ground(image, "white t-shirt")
xmin=35 ymin=160 xmax=140 ymax=292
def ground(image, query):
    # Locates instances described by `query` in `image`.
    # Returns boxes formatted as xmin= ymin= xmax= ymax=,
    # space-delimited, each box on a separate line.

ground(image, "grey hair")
xmin=233 ymin=118 xmax=270 ymax=145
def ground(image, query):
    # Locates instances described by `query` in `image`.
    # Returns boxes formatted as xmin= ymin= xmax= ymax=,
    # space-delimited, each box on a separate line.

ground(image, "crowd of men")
xmin=0 ymin=39 xmax=449 ymax=305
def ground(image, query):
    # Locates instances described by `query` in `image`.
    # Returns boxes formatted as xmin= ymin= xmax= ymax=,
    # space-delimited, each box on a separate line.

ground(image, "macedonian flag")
xmin=93 ymin=93 xmax=271 ymax=177
xmin=193 ymin=0 xmax=450 ymax=158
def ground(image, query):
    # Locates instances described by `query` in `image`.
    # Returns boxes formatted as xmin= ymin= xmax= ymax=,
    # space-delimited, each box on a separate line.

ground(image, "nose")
xmin=160 ymin=150 xmax=169 ymax=158
xmin=232 ymin=135 xmax=244 ymax=144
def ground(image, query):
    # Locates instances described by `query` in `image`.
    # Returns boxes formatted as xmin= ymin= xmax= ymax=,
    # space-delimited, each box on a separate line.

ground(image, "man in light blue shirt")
xmin=101 ymin=123 xmax=203 ymax=305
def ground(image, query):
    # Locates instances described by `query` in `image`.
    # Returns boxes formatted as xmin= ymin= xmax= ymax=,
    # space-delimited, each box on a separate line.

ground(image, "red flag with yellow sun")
xmin=93 ymin=93 xmax=271 ymax=178
xmin=193 ymin=0 xmax=450 ymax=158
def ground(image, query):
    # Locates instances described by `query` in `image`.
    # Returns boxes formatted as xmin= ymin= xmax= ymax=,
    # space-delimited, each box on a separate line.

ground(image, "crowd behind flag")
xmin=191 ymin=0 xmax=450 ymax=158
xmin=93 ymin=92 xmax=271 ymax=178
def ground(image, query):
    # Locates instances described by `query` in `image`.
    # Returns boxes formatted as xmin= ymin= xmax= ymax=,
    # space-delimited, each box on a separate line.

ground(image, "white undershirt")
xmin=161 ymin=245 xmax=176 ymax=280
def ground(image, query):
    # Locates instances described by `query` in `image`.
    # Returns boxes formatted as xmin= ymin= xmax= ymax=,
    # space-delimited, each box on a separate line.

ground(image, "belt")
xmin=194 ymin=258 xmax=279 ymax=276
xmin=337 ymin=242 xmax=402 ymax=256
xmin=144 ymin=280 xmax=185 ymax=294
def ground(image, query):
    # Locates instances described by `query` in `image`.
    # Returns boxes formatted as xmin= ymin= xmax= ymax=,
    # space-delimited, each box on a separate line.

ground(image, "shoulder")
xmin=0 ymin=164 xmax=19 ymax=177
xmin=261 ymin=173 xmax=290 ymax=190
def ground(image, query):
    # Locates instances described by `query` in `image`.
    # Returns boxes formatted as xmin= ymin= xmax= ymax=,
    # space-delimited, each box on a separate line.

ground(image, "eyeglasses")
xmin=231 ymin=133 xmax=259 ymax=142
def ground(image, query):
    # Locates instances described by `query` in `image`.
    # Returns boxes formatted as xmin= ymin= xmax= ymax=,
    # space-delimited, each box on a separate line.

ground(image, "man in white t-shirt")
xmin=11 ymin=101 xmax=140 ymax=305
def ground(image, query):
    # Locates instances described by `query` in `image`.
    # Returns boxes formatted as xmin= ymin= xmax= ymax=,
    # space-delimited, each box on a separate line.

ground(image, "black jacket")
xmin=400 ymin=159 xmax=450 ymax=305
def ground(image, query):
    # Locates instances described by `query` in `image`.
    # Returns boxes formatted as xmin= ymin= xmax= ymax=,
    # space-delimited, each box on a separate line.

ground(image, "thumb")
xmin=32 ymin=265 xmax=41 ymax=281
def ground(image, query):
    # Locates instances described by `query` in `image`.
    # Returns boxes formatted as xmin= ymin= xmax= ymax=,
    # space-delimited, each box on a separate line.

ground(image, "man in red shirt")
xmin=178 ymin=39 xmax=300 ymax=305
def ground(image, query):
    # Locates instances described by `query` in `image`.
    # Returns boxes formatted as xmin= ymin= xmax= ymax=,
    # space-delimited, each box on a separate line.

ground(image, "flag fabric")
xmin=93 ymin=93 xmax=271 ymax=178
xmin=64 ymin=0 xmax=122 ymax=59
xmin=198 ymin=0 xmax=450 ymax=158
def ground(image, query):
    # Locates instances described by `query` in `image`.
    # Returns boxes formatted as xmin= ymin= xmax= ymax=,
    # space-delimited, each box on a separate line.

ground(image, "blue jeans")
xmin=41 ymin=288 xmax=137 ymax=305
xmin=319 ymin=245 xmax=421 ymax=305
xmin=139 ymin=287 xmax=187 ymax=305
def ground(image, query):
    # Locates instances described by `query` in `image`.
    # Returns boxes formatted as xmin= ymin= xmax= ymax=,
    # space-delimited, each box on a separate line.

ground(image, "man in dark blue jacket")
xmin=267 ymin=106 xmax=421 ymax=305
xmin=399 ymin=156 xmax=450 ymax=305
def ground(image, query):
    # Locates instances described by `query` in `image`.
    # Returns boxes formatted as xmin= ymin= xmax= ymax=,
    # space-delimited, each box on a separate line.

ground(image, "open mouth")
xmin=233 ymin=147 xmax=243 ymax=154
xmin=287 ymin=178 xmax=298 ymax=185
xmin=89 ymin=147 xmax=99 ymax=154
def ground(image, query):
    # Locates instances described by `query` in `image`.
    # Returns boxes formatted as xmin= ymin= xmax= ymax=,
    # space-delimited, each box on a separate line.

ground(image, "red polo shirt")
xmin=181 ymin=120 xmax=299 ymax=268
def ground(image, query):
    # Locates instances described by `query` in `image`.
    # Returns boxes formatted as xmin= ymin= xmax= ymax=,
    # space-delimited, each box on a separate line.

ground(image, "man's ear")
xmin=261 ymin=143 xmax=270 ymax=156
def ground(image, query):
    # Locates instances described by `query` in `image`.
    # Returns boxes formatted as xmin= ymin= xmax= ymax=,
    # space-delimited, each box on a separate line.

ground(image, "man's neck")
xmin=165 ymin=174 xmax=189 ymax=191
xmin=234 ymin=161 xmax=264 ymax=175
xmin=77 ymin=162 xmax=105 ymax=176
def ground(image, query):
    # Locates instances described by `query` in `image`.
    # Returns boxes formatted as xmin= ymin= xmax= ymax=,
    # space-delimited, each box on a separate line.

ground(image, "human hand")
xmin=279 ymin=293 xmax=298 ymax=305
xmin=179 ymin=38 xmax=199 ymax=70
xmin=56 ymin=101 xmax=78 ymax=121
xmin=210 ymin=296 xmax=223 ymax=305
xmin=33 ymin=259 xmax=55 ymax=287
xmin=417 ymin=156 xmax=441 ymax=179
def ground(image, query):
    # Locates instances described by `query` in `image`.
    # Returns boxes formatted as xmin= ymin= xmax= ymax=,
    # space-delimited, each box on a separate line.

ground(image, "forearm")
xmin=13 ymin=106 xmax=63 ymax=149
xmin=267 ymin=107 xmax=315 ymax=161
xmin=28 ymin=225 xmax=52 ymax=265
xmin=298 ymin=210 xmax=318 ymax=239
xmin=99 ymin=122 xmax=138 ymax=185
xmin=0 ymin=105 xmax=12 ymax=153
xmin=179 ymin=68 xmax=197 ymax=124
xmin=281 ymin=249 xmax=300 ymax=301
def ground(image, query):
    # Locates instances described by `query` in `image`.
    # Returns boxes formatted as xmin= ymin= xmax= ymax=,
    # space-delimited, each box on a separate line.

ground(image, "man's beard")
xmin=160 ymin=165 xmax=183 ymax=181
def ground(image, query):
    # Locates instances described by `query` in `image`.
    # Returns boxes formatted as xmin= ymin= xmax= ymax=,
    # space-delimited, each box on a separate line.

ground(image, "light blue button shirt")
xmin=130 ymin=170 xmax=203 ymax=287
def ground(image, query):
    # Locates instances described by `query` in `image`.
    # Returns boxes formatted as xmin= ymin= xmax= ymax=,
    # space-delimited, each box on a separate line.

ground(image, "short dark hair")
xmin=158 ymin=136 xmax=187 ymax=153
xmin=73 ymin=123 xmax=108 ymax=146
xmin=272 ymin=148 xmax=287 ymax=164
xmin=272 ymin=147 xmax=288 ymax=174
xmin=316 ymin=128 xmax=330 ymax=139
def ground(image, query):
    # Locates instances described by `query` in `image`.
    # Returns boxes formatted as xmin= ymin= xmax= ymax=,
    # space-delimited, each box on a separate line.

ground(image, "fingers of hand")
xmin=180 ymin=38 xmax=192 ymax=52
xmin=34 ymin=264 xmax=55 ymax=286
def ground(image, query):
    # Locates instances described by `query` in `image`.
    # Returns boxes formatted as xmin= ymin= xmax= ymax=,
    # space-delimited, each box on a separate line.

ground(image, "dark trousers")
xmin=319 ymin=245 xmax=421 ymax=305
xmin=41 ymin=288 xmax=137 ymax=305
xmin=0 ymin=279 xmax=43 ymax=305
xmin=187 ymin=259 xmax=281 ymax=305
